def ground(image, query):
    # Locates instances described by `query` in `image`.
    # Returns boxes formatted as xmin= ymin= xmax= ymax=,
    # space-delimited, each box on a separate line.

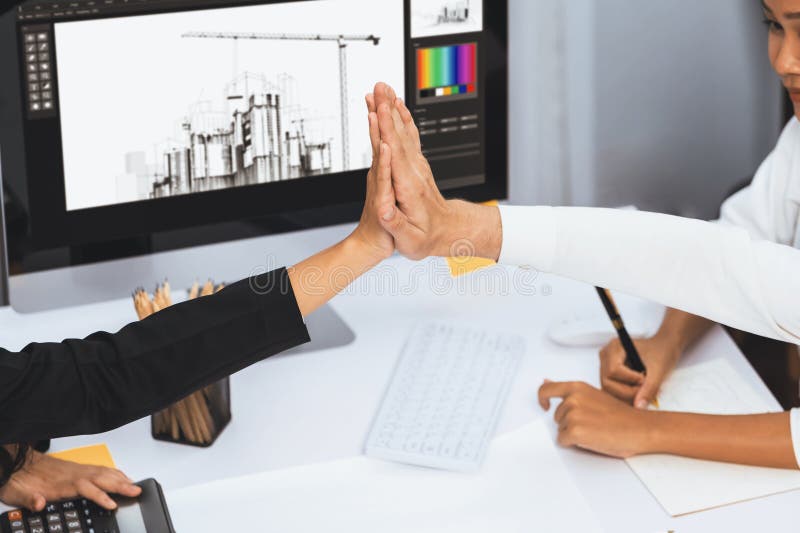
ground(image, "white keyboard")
xmin=365 ymin=322 xmax=525 ymax=472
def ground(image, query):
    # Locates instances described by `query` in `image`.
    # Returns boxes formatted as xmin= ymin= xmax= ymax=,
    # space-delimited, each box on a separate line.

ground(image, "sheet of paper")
xmin=167 ymin=420 xmax=602 ymax=532
xmin=627 ymin=358 xmax=800 ymax=516
xmin=50 ymin=443 xmax=116 ymax=468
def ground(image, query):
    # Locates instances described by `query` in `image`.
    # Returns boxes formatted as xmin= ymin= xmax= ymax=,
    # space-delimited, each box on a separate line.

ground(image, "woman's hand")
xmin=599 ymin=335 xmax=682 ymax=408
xmin=348 ymin=96 xmax=398 ymax=263
xmin=538 ymin=380 xmax=656 ymax=458
xmin=0 ymin=452 xmax=141 ymax=511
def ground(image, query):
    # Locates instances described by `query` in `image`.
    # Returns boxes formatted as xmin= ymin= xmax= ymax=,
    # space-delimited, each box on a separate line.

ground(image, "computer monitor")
xmin=0 ymin=0 xmax=508 ymax=314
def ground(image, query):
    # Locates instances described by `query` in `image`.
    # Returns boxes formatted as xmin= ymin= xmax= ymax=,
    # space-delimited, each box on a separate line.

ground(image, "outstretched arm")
xmin=0 ymin=109 xmax=395 ymax=445
xmin=368 ymin=82 xmax=800 ymax=344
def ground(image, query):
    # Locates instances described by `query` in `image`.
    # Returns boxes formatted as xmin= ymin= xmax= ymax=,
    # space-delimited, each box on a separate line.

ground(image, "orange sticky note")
xmin=446 ymin=200 xmax=499 ymax=277
xmin=50 ymin=444 xmax=116 ymax=469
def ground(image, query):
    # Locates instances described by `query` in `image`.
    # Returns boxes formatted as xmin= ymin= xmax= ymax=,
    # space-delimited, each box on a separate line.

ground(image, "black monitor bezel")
xmin=0 ymin=0 xmax=508 ymax=274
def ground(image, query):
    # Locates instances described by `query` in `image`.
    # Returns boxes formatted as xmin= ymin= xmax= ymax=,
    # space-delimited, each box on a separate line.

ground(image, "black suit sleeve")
xmin=0 ymin=267 xmax=309 ymax=444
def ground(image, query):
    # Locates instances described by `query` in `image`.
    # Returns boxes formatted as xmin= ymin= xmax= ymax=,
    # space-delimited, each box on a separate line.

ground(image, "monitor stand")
xmin=283 ymin=302 xmax=355 ymax=356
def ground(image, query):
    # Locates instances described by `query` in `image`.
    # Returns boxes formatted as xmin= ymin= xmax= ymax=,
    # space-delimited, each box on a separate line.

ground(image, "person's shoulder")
xmin=776 ymin=116 xmax=800 ymax=147
xmin=774 ymin=117 xmax=800 ymax=204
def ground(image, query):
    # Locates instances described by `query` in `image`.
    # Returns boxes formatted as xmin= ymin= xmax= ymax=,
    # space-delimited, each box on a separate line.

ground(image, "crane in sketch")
xmin=182 ymin=31 xmax=381 ymax=171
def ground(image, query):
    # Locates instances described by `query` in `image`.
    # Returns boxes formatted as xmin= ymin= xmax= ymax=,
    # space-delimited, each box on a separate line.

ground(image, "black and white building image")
xmin=145 ymin=73 xmax=337 ymax=200
xmin=411 ymin=0 xmax=483 ymax=38
xmin=55 ymin=0 xmax=404 ymax=211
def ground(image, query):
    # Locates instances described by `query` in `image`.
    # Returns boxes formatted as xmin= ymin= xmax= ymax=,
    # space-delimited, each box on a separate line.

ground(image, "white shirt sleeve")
xmin=497 ymin=205 xmax=800 ymax=344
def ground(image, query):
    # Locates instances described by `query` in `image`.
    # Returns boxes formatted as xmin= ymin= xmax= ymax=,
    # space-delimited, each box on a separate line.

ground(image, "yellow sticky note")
xmin=50 ymin=444 xmax=116 ymax=469
xmin=446 ymin=200 xmax=499 ymax=277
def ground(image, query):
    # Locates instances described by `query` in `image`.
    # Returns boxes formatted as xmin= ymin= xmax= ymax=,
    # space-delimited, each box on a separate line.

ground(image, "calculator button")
xmin=62 ymin=502 xmax=76 ymax=511
xmin=65 ymin=519 xmax=81 ymax=530
xmin=46 ymin=504 xmax=58 ymax=513
xmin=25 ymin=33 xmax=36 ymax=43
xmin=31 ymin=527 xmax=46 ymax=533
xmin=48 ymin=523 xmax=64 ymax=532
xmin=8 ymin=510 xmax=22 ymax=521
xmin=9 ymin=519 xmax=23 ymax=528
xmin=63 ymin=511 xmax=78 ymax=520
xmin=36 ymin=32 xmax=48 ymax=41
xmin=29 ymin=517 xmax=44 ymax=527
xmin=47 ymin=513 xmax=61 ymax=523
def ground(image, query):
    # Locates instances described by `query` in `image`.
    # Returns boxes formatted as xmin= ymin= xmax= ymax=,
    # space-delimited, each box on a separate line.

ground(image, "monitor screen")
xmin=0 ymin=0 xmax=507 ymax=275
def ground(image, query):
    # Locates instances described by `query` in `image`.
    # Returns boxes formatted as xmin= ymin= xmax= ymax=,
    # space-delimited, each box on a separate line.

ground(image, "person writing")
xmin=599 ymin=0 xmax=800 ymax=409
xmin=366 ymin=71 xmax=800 ymax=470
xmin=0 ymin=102 xmax=398 ymax=510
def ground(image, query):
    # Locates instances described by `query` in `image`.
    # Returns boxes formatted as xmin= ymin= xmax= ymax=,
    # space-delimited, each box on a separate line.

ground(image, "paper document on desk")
xmin=167 ymin=420 xmax=602 ymax=532
xmin=627 ymin=358 xmax=800 ymax=516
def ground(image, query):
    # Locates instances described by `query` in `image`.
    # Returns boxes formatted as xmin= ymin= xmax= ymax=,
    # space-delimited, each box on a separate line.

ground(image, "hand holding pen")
xmin=596 ymin=288 xmax=674 ymax=409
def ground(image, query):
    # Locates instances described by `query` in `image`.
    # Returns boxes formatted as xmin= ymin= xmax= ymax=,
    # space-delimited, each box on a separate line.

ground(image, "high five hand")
xmin=365 ymin=82 xmax=501 ymax=261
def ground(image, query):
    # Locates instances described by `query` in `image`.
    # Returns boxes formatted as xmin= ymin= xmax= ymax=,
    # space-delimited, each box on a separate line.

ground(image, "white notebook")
xmin=627 ymin=358 xmax=800 ymax=516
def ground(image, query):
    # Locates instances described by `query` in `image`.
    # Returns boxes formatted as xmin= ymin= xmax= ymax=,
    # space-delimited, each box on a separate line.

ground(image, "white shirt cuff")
xmin=497 ymin=205 xmax=557 ymax=272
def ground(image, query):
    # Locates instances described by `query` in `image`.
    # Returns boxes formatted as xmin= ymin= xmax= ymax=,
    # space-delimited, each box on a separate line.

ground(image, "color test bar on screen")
xmin=416 ymin=42 xmax=478 ymax=103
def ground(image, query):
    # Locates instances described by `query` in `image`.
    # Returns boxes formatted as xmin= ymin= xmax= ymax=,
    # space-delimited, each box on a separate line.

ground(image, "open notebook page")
xmin=627 ymin=358 xmax=800 ymax=516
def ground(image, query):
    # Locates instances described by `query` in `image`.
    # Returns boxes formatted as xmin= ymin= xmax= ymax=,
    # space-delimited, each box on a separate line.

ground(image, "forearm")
xmin=654 ymin=308 xmax=714 ymax=351
xmin=0 ymin=268 xmax=310 ymax=443
xmin=646 ymin=411 xmax=796 ymax=469
xmin=288 ymin=234 xmax=384 ymax=318
xmin=487 ymin=206 xmax=800 ymax=343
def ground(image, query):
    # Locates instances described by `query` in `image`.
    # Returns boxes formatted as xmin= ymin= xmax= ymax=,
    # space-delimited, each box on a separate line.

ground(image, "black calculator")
xmin=0 ymin=478 xmax=174 ymax=533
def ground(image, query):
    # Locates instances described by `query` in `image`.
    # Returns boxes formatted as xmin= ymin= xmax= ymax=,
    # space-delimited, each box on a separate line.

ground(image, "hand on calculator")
xmin=0 ymin=452 xmax=140 ymax=512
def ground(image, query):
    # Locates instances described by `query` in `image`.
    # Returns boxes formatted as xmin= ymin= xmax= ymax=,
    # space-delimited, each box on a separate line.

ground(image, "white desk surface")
xmin=0 ymin=253 xmax=795 ymax=532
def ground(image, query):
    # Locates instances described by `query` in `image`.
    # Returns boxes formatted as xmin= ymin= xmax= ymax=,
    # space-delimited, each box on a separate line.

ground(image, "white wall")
xmin=508 ymin=0 xmax=784 ymax=218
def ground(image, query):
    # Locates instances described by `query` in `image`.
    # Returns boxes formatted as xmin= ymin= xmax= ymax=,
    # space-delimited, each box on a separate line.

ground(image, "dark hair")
xmin=0 ymin=444 xmax=29 ymax=486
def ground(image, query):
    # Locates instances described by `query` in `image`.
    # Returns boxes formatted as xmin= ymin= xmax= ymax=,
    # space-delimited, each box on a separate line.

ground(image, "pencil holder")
xmin=150 ymin=377 xmax=231 ymax=447
xmin=133 ymin=280 xmax=232 ymax=447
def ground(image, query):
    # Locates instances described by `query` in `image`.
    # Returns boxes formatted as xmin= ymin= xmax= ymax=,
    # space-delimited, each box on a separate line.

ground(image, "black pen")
xmin=595 ymin=287 xmax=646 ymax=374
